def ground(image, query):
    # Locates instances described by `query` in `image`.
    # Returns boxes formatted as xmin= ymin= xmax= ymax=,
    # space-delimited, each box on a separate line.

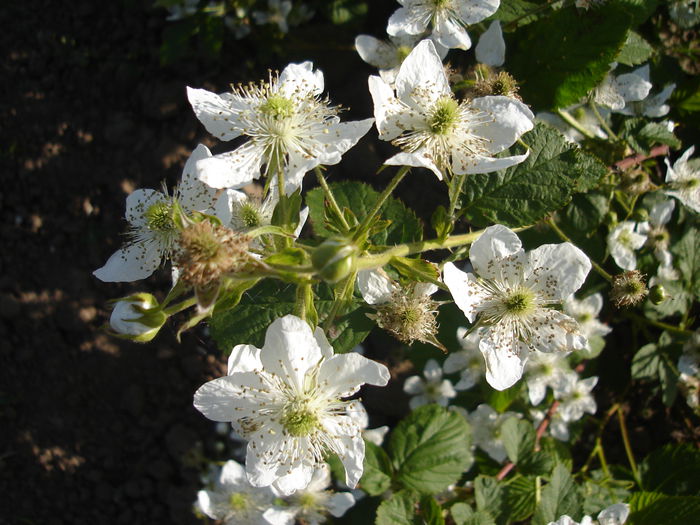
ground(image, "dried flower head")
xmin=375 ymin=285 xmax=442 ymax=349
xmin=610 ymin=270 xmax=648 ymax=308
xmin=474 ymin=70 xmax=521 ymax=100
xmin=174 ymin=221 xmax=254 ymax=287
xmin=619 ymin=169 xmax=652 ymax=195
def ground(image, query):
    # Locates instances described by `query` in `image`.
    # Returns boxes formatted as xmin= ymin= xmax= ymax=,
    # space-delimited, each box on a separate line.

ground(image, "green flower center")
xmin=503 ymin=289 xmax=535 ymax=315
xmin=618 ymin=230 xmax=633 ymax=248
xmin=145 ymin=201 xmax=175 ymax=232
xmin=259 ymin=94 xmax=295 ymax=120
xmin=239 ymin=202 xmax=262 ymax=228
xmin=298 ymin=492 xmax=318 ymax=510
xmin=280 ymin=400 xmax=320 ymax=437
xmin=396 ymin=45 xmax=412 ymax=62
xmin=229 ymin=492 xmax=250 ymax=511
xmin=429 ymin=97 xmax=459 ymax=135
xmin=624 ymin=279 xmax=645 ymax=295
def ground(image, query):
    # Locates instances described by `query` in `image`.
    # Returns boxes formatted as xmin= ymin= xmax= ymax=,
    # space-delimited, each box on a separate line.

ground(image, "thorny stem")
xmin=314 ymin=167 xmax=350 ymax=232
xmin=617 ymin=406 xmax=642 ymax=488
xmin=546 ymin=218 xmax=613 ymax=282
xmin=353 ymin=166 xmax=409 ymax=242
xmin=625 ymin=312 xmax=695 ymax=337
xmin=556 ymin=109 xmax=597 ymax=140
xmin=589 ymin=100 xmax=619 ymax=142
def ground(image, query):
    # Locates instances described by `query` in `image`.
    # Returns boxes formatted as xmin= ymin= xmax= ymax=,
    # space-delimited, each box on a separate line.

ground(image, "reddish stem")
xmin=614 ymin=145 xmax=669 ymax=171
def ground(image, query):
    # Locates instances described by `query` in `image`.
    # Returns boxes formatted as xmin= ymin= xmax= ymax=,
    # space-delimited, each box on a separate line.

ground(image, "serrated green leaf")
xmin=420 ymin=496 xmax=446 ymax=525
xmin=532 ymin=464 xmax=581 ymax=525
xmin=617 ymin=31 xmax=654 ymax=65
xmin=639 ymin=444 xmax=700 ymax=496
xmin=360 ymin=441 xmax=393 ymax=496
xmin=390 ymin=256 xmax=440 ymax=284
xmin=475 ymin=476 xmax=509 ymax=525
xmin=561 ymin=192 xmax=610 ymax=234
xmin=451 ymin=502 xmax=498 ymax=525
xmin=509 ymin=5 xmax=631 ymax=109
xmin=581 ymin=470 xmax=633 ymax=516
xmin=673 ymin=225 xmax=700 ymax=299
xmin=617 ymin=0 xmax=659 ymax=25
xmin=631 ymin=343 xmax=660 ymax=380
xmin=375 ymin=490 xmax=419 ymax=525
xmin=504 ymin=475 xmax=538 ymax=521
xmin=628 ymin=492 xmax=700 ymax=524
xmin=389 ymin=405 xmax=473 ymax=494
xmin=460 ymin=124 xmax=606 ymax=227
xmin=620 ymin=118 xmax=681 ymax=154
xmin=306 ymin=181 xmax=423 ymax=245
xmin=209 ymin=280 xmax=373 ymax=353
xmin=492 ymin=0 xmax=545 ymax=26
xmin=502 ymin=417 xmax=536 ymax=465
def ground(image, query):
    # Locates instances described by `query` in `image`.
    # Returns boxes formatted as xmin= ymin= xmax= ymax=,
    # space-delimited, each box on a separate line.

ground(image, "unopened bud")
xmin=610 ymin=270 xmax=648 ymax=308
xmin=311 ymin=238 xmax=357 ymax=284
xmin=620 ymin=169 xmax=651 ymax=195
xmin=632 ymin=208 xmax=649 ymax=222
xmin=649 ymin=284 xmax=667 ymax=305
xmin=110 ymin=293 xmax=166 ymax=342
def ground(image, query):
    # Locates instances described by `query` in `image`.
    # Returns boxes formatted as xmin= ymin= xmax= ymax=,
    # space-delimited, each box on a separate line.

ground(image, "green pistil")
xmin=624 ymin=280 xmax=645 ymax=295
xmin=229 ymin=492 xmax=249 ymax=511
xmin=281 ymin=402 xmax=319 ymax=437
xmin=260 ymin=94 xmax=295 ymax=120
xmin=503 ymin=289 xmax=535 ymax=315
xmin=298 ymin=493 xmax=317 ymax=509
xmin=429 ymin=97 xmax=459 ymax=135
xmin=618 ymin=230 xmax=633 ymax=248
xmin=145 ymin=201 xmax=175 ymax=232
xmin=239 ymin=202 xmax=261 ymax=228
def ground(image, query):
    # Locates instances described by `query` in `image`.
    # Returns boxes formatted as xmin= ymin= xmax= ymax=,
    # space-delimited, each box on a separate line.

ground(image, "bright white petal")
xmin=227 ymin=344 xmax=263 ymax=375
xmin=394 ymin=40 xmax=450 ymax=105
xmin=125 ymin=188 xmax=163 ymax=226
xmin=597 ymin=503 xmax=630 ymax=525
xmin=525 ymin=242 xmax=591 ymax=301
xmin=459 ymin=151 xmax=530 ymax=174
xmin=615 ymin=72 xmax=652 ymax=102
xmin=318 ymin=353 xmax=390 ymax=398
xmin=470 ymin=96 xmax=535 ymax=153
xmin=469 ymin=224 xmax=523 ymax=277
xmin=357 ymin=269 xmax=396 ymax=305
xmin=368 ymin=75 xmax=405 ymax=141
xmin=424 ymin=358 xmax=443 ymax=382
xmin=385 ymin=150 xmax=444 ymax=179
xmin=456 ymin=0 xmax=501 ymax=24
xmin=443 ymin=263 xmax=487 ymax=324
xmin=649 ymin=198 xmax=675 ymax=226
xmin=355 ymin=35 xmax=398 ymax=69
xmin=279 ymin=61 xmax=323 ymax=97
xmin=475 ymin=21 xmax=505 ymax=66
xmin=195 ymin=146 xmax=260 ymax=189
xmin=387 ymin=6 xmax=426 ymax=36
xmin=434 ymin=16 xmax=472 ymax=50
xmin=177 ymin=144 xmax=218 ymax=212
xmin=530 ymin=310 xmax=586 ymax=354
xmin=403 ymin=375 xmax=425 ymax=395
xmin=93 ymin=241 xmax=163 ymax=282
xmin=480 ymin=327 xmax=530 ymax=390
xmin=187 ymin=87 xmax=245 ymax=141
xmin=218 ymin=459 xmax=248 ymax=487
xmin=327 ymin=492 xmax=356 ymax=517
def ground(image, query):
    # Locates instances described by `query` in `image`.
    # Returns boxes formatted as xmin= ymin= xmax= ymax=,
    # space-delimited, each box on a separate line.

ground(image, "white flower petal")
xmin=227 ymin=344 xmax=263 ymax=375
xmin=193 ymin=373 xmax=270 ymax=422
xmin=470 ymin=96 xmax=535 ymax=154
xmin=219 ymin=459 xmax=248 ymax=487
xmin=443 ymin=263 xmax=487 ymax=323
xmin=456 ymin=0 xmax=501 ymax=24
xmin=125 ymin=189 xmax=164 ymax=226
xmin=479 ymin=327 xmax=530 ymax=390
xmin=187 ymin=87 xmax=246 ymax=141
xmin=469 ymin=224 xmax=523 ymax=277
xmin=385 ymin=150 xmax=444 ymax=179
xmin=177 ymin=144 xmax=218 ymax=212
xmin=93 ymin=241 xmax=163 ymax=282
xmin=387 ymin=6 xmax=426 ymax=36
xmin=614 ymin=72 xmax=652 ymax=102
xmin=529 ymin=310 xmax=586 ymax=354
xmin=475 ymin=21 xmax=505 ymax=66
xmin=355 ymin=35 xmax=398 ymax=69
xmin=597 ymin=503 xmax=630 ymax=525
xmin=368 ymin=75 xmax=406 ymax=141
xmin=318 ymin=353 xmax=390 ymax=398
xmin=459 ymin=151 xmax=530 ymax=175
xmin=403 ymin=375 xmax=424 ymax=395
xmin=195 ymin=145 xmax=261 ymax=189
xmin=433 ymin=15 xmax=472 ymax=50
xmin=279 ymin=61 xmax=323 ymax=97
xmin=424 ymin=358 xmax=443 ymax=382
xmin=394 ymin=40 xmax=450 ymax=105
xmin=649 ymin=198 xmax=675 ymax=226
xmin=327 ymin=492 xmax=356 ymax=517
xmin=357 ymin=269 xmax=396 ymax=305
xmin=525 ymin=242 xmax=591 ymax=302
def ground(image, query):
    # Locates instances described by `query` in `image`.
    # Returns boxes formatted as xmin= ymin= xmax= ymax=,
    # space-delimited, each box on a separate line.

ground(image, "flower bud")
xmin=632 ymin=208 xmax=649 ymax=222
xmin=649 ymin=284 xmax=667 ymax=305
xmin=311 ymin=238 xmax=357 ymax=284
xmin=110 ymin=293 xmax=166 ymax=342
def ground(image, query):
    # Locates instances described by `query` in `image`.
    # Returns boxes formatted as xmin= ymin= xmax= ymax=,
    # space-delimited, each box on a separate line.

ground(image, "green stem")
xmin=589 ymin=100 xmax=619 ymax=142
xmin=447 ymin=172 xmax=466 ymax=223
xmin=596 ymin=439 xmax=611 ymax=478
xmin=626 ymin=312 xmax=694 ymax=337
xmin=617 ymin=406 xmax=642 ymax=488
xmin=546 ymin=218 xmax=613 ymax=282
xmin=163 ymin=297 xmax=197 ymax=316
xmin=556 ymin=109 xmax=596 ymax=140
xmin=314 ymin=167 xmax=350 ymax=232
xmin=323 ymin=272 xmax=356 ymax=331
xmin=353 ymin=166 xmax=409 ymax=242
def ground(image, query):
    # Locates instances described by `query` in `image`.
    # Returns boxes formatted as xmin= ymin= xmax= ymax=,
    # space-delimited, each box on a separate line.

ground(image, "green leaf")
xmin=451 ymin=503 xmax=498 ymax=525
xmin=631 ymin=343 xmax=660 ymax=380
xmin=616 ymin=31 xmax=654 ymax=65
xmin=431 ymin=205 xmax=453 ymax=240
xmin=561 ymin=192 xmax=610 ymax=234
xmin=581 ymin=470 xmax=633 ymax=516
xmin=389 ymin=405 xmax=473 ymax=494
xmin=306 ymin=181 xmax=423 ymax=245
xmin=360 ymin=441 xmax=393 ymax=496
xmin=492 ymin=0 xmax=546 ymax=26
xmin=375 ymin=490 xmax=419 ymax=525
xmin=639 ymin=444 xmax=700 ymax=496
xmin=532 ymin=464 xmax=581 ymax=525
xmin=475 ymin=476 xmax=508 ymax=525
xmin=419 ymin=496 xmax=446 ymax=525
xmin=460 ymin=124 xmax=606 ymax=227
xmin=619 ymin=118 xmax=681 ymax=154
xmin=390 ymin=256 xmax=440 ymax=284
xmin=617 ymin=0 xmax=659 ymax=25
xmin=209 ymin=280 xmax=373 ymax=353
xmin=504 ymin=475 xmax=538 ymax=522
xmin=502 ymin=417 xmax=536 ymax=465
xmin=509 ymin=4 xmax=631 ymax=109
xmin=673 ymin=225 xmax=700 ymax=299
xmin=483 ymin=374 xmax=523 ymax=413
xmin=628 ymin=492 xmax=700 ymax=525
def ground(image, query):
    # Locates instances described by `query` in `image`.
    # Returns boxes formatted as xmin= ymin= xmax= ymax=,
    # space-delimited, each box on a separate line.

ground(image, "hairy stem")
xmin=314 ymin=166 xmax=350 ymax=232
xmin=557 ymin=109 xmax=597 ymax=140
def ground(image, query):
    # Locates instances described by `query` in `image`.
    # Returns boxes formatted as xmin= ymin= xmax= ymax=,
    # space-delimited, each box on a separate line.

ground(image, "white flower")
xmin=369 ymin=40 xmax=534 ymax=180
xmin=355 ymin=33 xmax=448 ymax=86
xmin=597 ymin=503 xmax=630 ymax=525
xmin=525 ymin=352 xmax=571 ymax=406
xmin=595 ymin=66 xmax=652 ymax=111
xmin=531 ymin=408 xmax=571 ymax=441
xmin=404 ymin=358 xmax=457 ymax=409
xmin=443 ymin=225 xmax=591 ymax=391
xmin=475 ymin=21 xmax=505 ymax=67
xmin=642 ymin=198 xmax=675 ymax=267
xmin=252 ymin=0 xmax=292 ymax=33
xmin=607 ymin=221 xmax=648 ymax=271
xmin=614 ymin=65 xmax=675 ymax=118
xmin=387 ymin=0 xmax=500 ymax=50
xmin=266 ymin=464 xmax=356 ymax=525
xmin=93 ymin=144 xmax=217 ymax=282
xmin=465 ymin=404 xmax=520 ymax=462
xmin=347 ymin=402 xmax=390 ymax=446
xmin=187 ymin=62 xmax=374 ymax=193
xmin=196 ymin=459 xmax=279 ymax=525
xmin=193 ymin=315 xmax=390 ymax=495
xmin=442 ymin=327 xmax=485 ymax=390
xmin=555 ymin=373 xmax=598 ymax=422
xmin=563 ymin=293 xmax=611 ymax=357
xmin=664 ymin=146 xmax=700 ymax=213
xmin=548 ymin=516 xmax=594 ymax=525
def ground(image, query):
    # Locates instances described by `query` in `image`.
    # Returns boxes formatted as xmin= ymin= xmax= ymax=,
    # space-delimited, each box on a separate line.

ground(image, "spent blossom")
xmin=387 ymin=0 xmax=500 ymax=50
xmin=93 ymin=144 xmax=217 ymax=282
xmin=193 ymin=315 xmax=390 ymax=495
xmin=187 ymin=62 xmax=373 ymax=193
xmin=443 ymin=225 xmax=591 ymax=390
xmin=369 ymin=40 xmax=534 ymax=181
